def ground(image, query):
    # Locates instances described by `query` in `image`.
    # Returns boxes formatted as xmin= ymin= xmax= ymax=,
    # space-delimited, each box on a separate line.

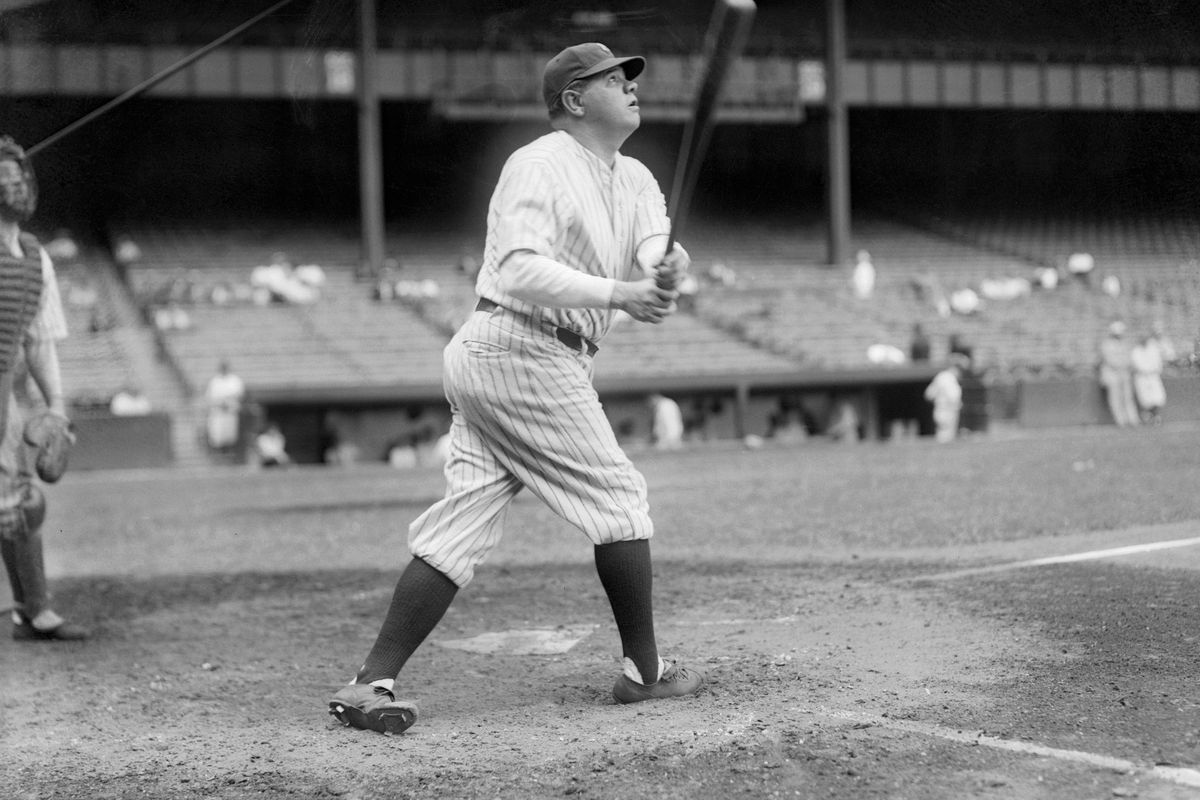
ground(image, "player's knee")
xmin=0 ymin=485 xmax=43 ymax=541
xmin=20 ymin=485 xmax=45 ymax=534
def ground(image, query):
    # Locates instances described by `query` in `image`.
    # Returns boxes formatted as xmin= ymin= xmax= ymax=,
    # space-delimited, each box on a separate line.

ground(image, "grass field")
xmin=3 ymin=422 xmax=1200 ymax=799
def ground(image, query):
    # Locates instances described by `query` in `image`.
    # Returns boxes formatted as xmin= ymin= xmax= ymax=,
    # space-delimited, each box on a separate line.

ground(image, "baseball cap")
xmin=542 ymin=43 xmax=645 ymax=109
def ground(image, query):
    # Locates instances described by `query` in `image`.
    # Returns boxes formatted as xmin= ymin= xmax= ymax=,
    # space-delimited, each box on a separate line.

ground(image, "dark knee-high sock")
xmin=1 ymin=537 xmax=23 ymax=613
xmin=356 ymin=557 xmax=458 ymax=684
xmin=594 ymin=539 xmax=659 ymax=684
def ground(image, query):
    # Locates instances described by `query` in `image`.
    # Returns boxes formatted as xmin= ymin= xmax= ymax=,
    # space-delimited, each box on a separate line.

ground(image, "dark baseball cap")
xmin=542 ymin=43 xmax=645 ymax=109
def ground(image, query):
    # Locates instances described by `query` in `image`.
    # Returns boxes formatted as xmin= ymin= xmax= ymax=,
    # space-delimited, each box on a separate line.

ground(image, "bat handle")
xmin=655 ymin=229 xmax=679 ymax=290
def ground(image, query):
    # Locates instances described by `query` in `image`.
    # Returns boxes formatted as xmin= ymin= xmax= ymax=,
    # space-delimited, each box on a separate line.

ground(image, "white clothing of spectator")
xmin=648 ymin=393 xmax=684 ymax=450
xmin=949 ymin=287 xmax=980 ymax=315
xmin=851 ymin=249 xmax=875 ymax=300
xmin=1067 ymin=252 xmax=1095 ymax=286
xmin=867 ymin=343 xmax=907 ymax=365
xmin=980 ymin=276 xmax=1031 ymax=301
xmin=924 ymin=360 xmax=965 ymax=443
xmin=110 ymin=385 xmax=152 ymax=416
xmin=205 ymin=361 xmax=245 ymax=450
xmin=295 ymin=263 xmax=326 ymax=288
xmin=114 ymin=234 xmax=142 ymax=266
xmin=45 ymin=229 xmax=79 ymax=261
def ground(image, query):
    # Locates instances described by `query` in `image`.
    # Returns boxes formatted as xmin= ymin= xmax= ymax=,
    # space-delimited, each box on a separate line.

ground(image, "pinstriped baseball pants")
xmin=408 ymin=305 xmax=653 ymax=587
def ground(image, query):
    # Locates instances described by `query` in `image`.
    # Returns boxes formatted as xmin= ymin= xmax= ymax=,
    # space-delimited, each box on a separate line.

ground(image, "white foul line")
xmin=801 ymin=707 xmax=1200 ymax=790
xmin=904 ymin=536 xmax=1200 ymax=583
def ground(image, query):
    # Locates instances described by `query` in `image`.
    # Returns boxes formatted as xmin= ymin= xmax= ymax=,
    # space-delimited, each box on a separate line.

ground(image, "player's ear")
xmin=562 ymin=86 xmax=586 ymax=117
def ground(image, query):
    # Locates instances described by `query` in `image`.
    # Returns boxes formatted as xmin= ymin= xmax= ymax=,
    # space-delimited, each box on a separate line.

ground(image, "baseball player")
xmin=0 ymin=137 xmax=87 ymax=641
xmin=329 ymin=43 xmax=703 ymax=734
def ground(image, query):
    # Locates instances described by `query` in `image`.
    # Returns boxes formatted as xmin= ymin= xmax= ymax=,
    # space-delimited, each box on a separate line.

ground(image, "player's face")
xmin=0 ymin=159 xmax=34 ymax=223
xmin=581 ymin=67 xmax=640 ymax=134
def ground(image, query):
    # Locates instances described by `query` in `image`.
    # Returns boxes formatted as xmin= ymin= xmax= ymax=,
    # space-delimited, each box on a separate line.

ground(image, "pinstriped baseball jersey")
xmin=407 ymin=130 xmax=672 ymax=588
xmin=474 ymin=130 xmax=670 ymax=344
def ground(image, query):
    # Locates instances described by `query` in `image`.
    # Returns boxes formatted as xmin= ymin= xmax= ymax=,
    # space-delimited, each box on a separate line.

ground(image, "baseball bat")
xmin=658 ymin=0 xmax=756 ymax=287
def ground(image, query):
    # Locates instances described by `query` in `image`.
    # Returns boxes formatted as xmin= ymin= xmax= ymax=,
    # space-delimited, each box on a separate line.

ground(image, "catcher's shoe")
xmin=12 ymin=614 xmax=89 ymax=641
xmin=612 ymin=659 xmax=705 ymax=704
xmin=329 ymin=681 xmax=418 ymax=735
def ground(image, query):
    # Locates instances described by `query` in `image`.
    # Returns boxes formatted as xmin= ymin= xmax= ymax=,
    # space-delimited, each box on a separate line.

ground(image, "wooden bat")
xmin=658 ymin=0 xmax=757 ymax=288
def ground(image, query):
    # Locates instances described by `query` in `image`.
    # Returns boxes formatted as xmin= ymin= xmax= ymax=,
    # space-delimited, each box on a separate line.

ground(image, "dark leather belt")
xmin=475 ymin=297 xmax=598 ymax=357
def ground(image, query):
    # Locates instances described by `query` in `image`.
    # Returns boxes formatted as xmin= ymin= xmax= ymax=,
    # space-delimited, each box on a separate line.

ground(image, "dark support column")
xmin=824 ymin=0 xmax=851 ymax=268
xmin=357 ymin=0 xmax=385 ymax=279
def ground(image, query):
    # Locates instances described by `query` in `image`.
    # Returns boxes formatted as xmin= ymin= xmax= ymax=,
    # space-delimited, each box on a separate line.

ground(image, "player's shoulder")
xmin=507 ymin=131 xmax=571 ymax=166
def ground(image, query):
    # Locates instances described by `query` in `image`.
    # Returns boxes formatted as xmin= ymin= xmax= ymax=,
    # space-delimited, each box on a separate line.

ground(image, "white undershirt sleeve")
xmin=498 ymin=250 xmax=616 ymax=309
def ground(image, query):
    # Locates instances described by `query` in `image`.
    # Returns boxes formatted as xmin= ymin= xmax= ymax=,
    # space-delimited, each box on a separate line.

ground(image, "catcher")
xmin=0 ymin=136 xmax=86 ymax=641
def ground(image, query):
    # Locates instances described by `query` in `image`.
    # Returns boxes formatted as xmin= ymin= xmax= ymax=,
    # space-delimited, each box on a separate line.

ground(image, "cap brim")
xmin=578 ymin=55 xmax=645 ymax=82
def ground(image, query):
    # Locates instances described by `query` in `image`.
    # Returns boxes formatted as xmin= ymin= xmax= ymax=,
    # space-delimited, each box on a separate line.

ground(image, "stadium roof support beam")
xmin=824 ymin=0 xmax=851 ymax=270
xmin=357 ymin=0 xmax=385 ymax=280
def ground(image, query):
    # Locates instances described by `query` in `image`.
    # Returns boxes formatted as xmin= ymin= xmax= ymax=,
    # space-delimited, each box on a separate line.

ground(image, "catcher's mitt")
xmin=23 ymin=411 xmax=75 ymax=483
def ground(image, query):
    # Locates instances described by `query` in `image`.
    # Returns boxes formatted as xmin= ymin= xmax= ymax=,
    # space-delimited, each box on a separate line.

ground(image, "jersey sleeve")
xmin=493 ymin=156 xmax=560 ymax=262
xmin=631 ymin=160 xmax=671 ymax=249
xmin=30 ymin=248 xmax=68 ymax=342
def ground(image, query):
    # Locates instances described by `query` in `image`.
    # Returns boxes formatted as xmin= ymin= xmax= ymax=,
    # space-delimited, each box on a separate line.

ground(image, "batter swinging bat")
xmin=658 ymin=0 xmax=757 ymax=289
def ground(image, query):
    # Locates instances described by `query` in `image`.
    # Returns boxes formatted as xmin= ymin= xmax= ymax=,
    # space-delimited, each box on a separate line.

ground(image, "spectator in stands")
xmin=251 ymin=251 xmax=317 ymax=305
xmin=705 ymin=260 xmax=737 ymax=288
xmin=647 ymin=393 xmax=684 ymax=450
xmin=456 ymin=253 xmax=481 ymax=283
xmin=44 ymin=228 xmax=78 ymax=262
xmin=109 ymin=384 xmax=151 ymax=416
xmin=295 ymin=262 xmax=326 ymax=290
xmin=980 ymin=275 xmax=1031 ymax=301
xmin=374 ymin=259 xmax=400 ymax=302
xmin=64 ymin=273 xmax=99 ymax=311
xmin=867 ymin=343 xmax=906 ymax=365
xmin=1033 ymin=265 xmax=1060 ymax=290
xmin=1066 ymin=251 xmax=1095 ymax=288
xmin=851 ymin=249 xmax=875 ymax=300
xmin=112 ymin=234 xmax=142 ymax=267
xmin=925 ymin=355 xmax=967 ymax=443
xmin=826 ymin=395 xmax=861 ymax=443
xmin=0 ymin=134 xmax=88 ymax=640
xmin=153 ymin=302 xmax=191 ymax=332
xmin=1098 ymin=320 xmax=1139 ymax=427
xmin=204 ymin=360 xmax=245 ymax=451
xmin=949 ymin=286 xmax=981 ymax=315
xmin=912 ymin=270 xmax=951 ymax=318
xmin=1130 ymin=325 xmax=1175 ymax=426
xmin=253 ymin=422 xmax=291 ymax=468
xmin=909 ymin=322 xmax=931 ymax=362
xmin=948 ymin=332 xmax=974 ymax=365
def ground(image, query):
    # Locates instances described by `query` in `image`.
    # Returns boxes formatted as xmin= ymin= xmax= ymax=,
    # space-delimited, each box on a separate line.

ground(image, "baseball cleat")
xmin=328 ymin=682 xmax=418 ymax=735
xmin=12 ymin=618 xmax=89 ymax=641
xmin=612 ymin=660 xmax=705 ymax=704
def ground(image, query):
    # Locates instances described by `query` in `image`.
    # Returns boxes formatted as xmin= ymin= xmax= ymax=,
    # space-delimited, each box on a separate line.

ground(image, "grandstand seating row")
xmin=45 ymin=207 xmax=1199 ymax=410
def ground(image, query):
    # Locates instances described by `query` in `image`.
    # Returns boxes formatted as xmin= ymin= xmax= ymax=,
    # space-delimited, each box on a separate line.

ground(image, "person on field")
xmin=327 ymin=42 xmax=704 ymax=736
xmin=1098 ymin=321 xmax=1139 ymax=427
xmin=925 ymin=356 xmax=966 ymax=443
xmin=0 ymin=136 xmax=87 ymax=641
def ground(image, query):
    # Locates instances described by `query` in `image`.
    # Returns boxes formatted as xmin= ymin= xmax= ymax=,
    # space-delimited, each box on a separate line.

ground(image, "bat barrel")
xmin=665 ymin=0 xmax=757 ymax=254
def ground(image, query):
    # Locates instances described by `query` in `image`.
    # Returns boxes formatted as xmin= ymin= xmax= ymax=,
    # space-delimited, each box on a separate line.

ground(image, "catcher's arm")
xmin=24 ymin=335 xmax=67 ymax=417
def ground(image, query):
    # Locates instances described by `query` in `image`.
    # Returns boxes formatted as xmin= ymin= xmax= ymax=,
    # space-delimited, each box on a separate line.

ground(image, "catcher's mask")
xmin=0 ymin=136 xmax=37 ymax=223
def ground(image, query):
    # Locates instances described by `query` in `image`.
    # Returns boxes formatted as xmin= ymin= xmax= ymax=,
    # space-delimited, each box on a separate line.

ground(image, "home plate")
xmin=436 ymin=625 xmax=596 ymax=655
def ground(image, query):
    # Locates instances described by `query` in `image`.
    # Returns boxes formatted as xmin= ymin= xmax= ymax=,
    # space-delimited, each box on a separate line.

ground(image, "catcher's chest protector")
xmin=0 ymin=233 xmax=44 ymax=372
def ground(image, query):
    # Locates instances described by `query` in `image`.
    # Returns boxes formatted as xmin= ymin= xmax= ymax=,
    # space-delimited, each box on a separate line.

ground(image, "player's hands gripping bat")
xmin=23 ymin=410 xmax=75 ymax=483
xmin=656 ymin=0 xmax=757 ymax=291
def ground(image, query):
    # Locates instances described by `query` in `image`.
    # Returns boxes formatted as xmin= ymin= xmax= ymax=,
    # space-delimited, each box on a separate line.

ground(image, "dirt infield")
xmin=4 ymin=427 xmax=1200 ymax=799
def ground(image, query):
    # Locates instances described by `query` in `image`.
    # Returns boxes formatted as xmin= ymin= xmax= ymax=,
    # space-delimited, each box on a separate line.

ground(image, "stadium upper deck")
xmin=4 ymin=0 xmax=1200 ymax=64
